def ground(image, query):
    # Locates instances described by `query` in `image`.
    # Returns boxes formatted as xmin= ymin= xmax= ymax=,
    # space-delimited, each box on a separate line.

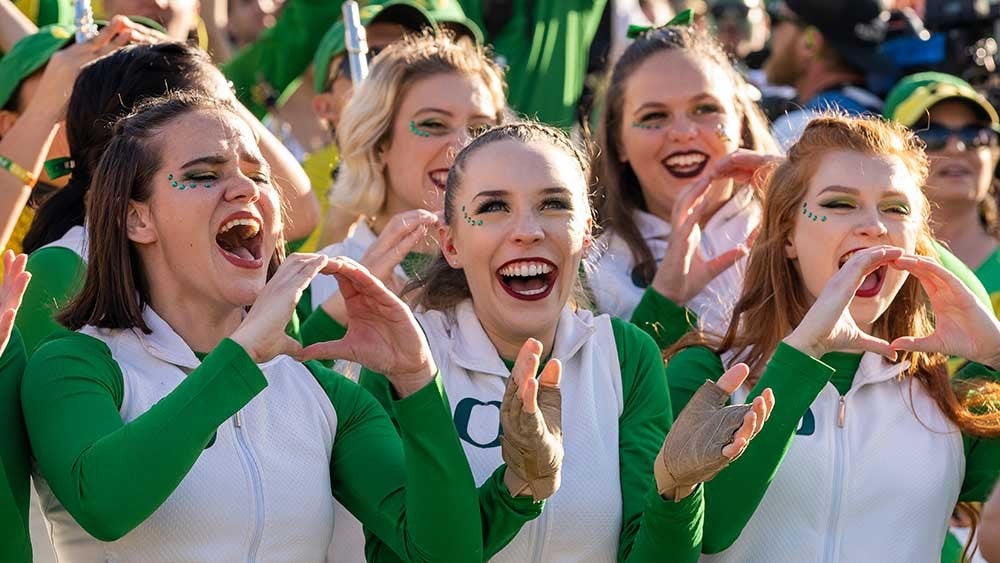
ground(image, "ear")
xmin=311 ymin=92 xmax=337 ymax=123
xmin=438 ymin=222 xmax=462 ymax=269
xmin=784 ymin=230 xmax=798 ymax=259
xmin=0 ymin=110 xmax=18 ymax=140
xmin=802 ymin=27 xmax=822 ymax=56
xmin=582 ymin=216 xmax=594 ymax=249
xmin=126 ymin=200 xmax=158 ymax=245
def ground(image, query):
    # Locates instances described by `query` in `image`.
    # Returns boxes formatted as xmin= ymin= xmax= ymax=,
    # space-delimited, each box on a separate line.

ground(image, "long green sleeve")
xmin=934 ymin=240 xmax=992 ymax=308
xmin=358 ymin=368 xmax=541 ymax=561
xmin=666 ymin=343 xmax=834 ymax=554
xmin=611 ymin=317 xmax=703 ymax=563
xmin=16 ymin=246 xmax=85 ymax=357
xmin=0 ymin=329 xmax=30 ymax=563
xmin=21 ymin=334 xmax=266 ymax=541
xmin=628 ymin=287 xmax=698 ymax=350
xmin=307 ymin=364 xmax=484 ymax=562
xmin=301 ymin=299 xmax=347 ymax=346
xmin=954 ymin=362 xmax=1000 ymax=502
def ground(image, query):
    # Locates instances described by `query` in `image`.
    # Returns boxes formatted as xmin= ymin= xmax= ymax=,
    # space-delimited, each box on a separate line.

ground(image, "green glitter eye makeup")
xmin=631 ymin=121 xmax=661 ymax=130
xmin=409 ymin=121 xmax=431 ymax=138
xmin=461 ymin=205 xmax=483 ymax=226
xmin=168 ymin=173 xmax=213 ymax=190
xmin=802 ymin=201 xmax=826 ymax=222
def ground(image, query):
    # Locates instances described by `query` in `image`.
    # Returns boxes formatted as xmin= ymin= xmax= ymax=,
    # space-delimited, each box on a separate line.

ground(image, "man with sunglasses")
xmin=764 ymin=0 xmax=892 ymax=151
xmin=885 ymin=72 xmax=1000 ymax=317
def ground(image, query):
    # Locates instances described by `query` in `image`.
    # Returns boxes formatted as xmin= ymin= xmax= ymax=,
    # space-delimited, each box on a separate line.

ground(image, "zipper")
xmin=529 ymin=498 xmax=549 ymax=562
xmin=823 ymin=394 xmax=848 ymax=563
xmin=232 ymin=410 xmax=265 ymax=562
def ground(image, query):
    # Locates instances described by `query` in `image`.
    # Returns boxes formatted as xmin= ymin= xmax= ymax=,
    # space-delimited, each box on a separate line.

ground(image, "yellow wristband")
xmin=0 ymin=155 xmax=37 ymax=188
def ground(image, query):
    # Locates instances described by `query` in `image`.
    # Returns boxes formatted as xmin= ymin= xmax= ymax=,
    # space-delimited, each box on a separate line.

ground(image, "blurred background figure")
xmin=709 ymin=0 xmax=768 ymax=59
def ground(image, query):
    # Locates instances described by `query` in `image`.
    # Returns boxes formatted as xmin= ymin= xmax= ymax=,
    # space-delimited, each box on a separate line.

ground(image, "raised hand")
xmin=230 ymin=253 xmax=327 ymax=363
xmin=500 ymin=339 xmax=563 ymax=501
xmin=889 ymin=254 xmax=1000 ymax=368
xmin=650 ymin=177 xmax=751 ymax=304
xmin=320 ymin=209 xmax=438 ymax=324
xmin=0 ymin=251 xmax=30 ymax=354
xmin=783 ymin=245 xmax=905 ymax=359
xmin=654 ymin=363 xmax=774 ymax=500
xmin=302 ymin=257 xmax=436 ymax=398
xmin=687 ymin=149 xmax=784 ymax=193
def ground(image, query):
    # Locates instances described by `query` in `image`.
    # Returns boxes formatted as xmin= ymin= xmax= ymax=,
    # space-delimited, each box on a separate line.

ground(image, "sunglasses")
xmin=916 ymin=123 xmax=1000 ymax=151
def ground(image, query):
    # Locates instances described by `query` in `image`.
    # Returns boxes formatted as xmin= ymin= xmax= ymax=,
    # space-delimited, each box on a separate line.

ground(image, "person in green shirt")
xmin=328 ymin=121 xmax=775 ymax=562
xmin=17 ymin=40 xmax=319 ymax=357
xmin=664 ymin=114 xmax=1000 ymax=560
xmin=0 ymin=251 xmax=33 ymax=563
xmin=883 ymin=72 xmax=1000 ymax=315
xmin=20 ymin=90 xmax=552 ymax=560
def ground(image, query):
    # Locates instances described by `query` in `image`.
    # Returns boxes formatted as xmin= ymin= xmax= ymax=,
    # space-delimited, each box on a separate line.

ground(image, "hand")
xmin=889 ymin=254 xmax=1000 ymax=368
xmin=230 ymin=253 xmax=327 ymax=363
xmin=650 ymin=177 xmax=751 ymax=304
xmin=34 ymin=17 xmax=165 ymax=117
xmin=0 ymin=251 xmax=30 ymax=355
xmin=500 ymin=339 xmax=563 ymax=501
xmin=654 ymin=363 xmax=774 ymax=500
xmin=687 ymin=149 xmax=784 ymax=193
xmin=320 ymin=209 xmax=437 ymax=325
xmin=783 ymin=246 xmax=905 ymax=359
xmin=302 ymin=257 xmax=435 ymax=398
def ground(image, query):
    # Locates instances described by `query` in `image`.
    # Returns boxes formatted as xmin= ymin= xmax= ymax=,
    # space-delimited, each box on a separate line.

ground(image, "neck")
xmin=653 ymin=178 xmax=735 ymax=226
xmin=933 ymin=204 xmax=998 ymax=269
xmin=371 ymin=198 xmax=438 ymax=254
xmin=146 ymin=280 xmax=244 ymax=354
xmin=478 ymin=314 xmax=558 ymax=364
xmin=795 ymin=66 xmax=863 ymax=104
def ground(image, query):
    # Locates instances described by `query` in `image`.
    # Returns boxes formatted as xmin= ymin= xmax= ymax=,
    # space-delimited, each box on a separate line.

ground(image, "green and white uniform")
xmin=356 ymin=300 xmax=754 ymax=562
xmin=975 ymin=246 xmax=1000 ymax=315
xmin=21 ymin=305 xmax=491 ymax=562
xmin=0 ymin=329 xmax=30 ymax=563
xmin=667 ymin=344 xmax=1000 ymax=562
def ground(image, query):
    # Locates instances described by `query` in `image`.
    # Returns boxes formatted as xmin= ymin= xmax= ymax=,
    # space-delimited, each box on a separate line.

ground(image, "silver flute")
xmin=342 ymin=1 xmax=369 ymax=83
xmin=74 ymin=0 xmax=98 ymax=43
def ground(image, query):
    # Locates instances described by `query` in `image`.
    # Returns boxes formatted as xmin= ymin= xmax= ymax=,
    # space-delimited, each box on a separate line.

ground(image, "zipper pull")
xmin=234 ymin=410 xmax=243 ymax=428
xmin=837 ymin=396 xmax=846 ymax=428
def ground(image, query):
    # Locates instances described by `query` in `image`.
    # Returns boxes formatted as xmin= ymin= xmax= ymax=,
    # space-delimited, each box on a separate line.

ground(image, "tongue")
xmin=231 ymin=245 xmax=254 ymax=261
xmin=508 ymin=276 xmax=546 ymax=293
xmin=859 ymin=271 xmax=879 ymax=292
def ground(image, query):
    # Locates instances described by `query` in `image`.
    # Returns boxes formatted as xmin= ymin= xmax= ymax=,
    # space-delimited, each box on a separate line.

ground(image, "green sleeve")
xmin=301 ymin=302 xmax=347 ymax=347
xmin=21 ymin=333 xmax=267 ymax=541
xmin=611 ymin=317 xmax=703 ymax=562
xmin=307 ymin=363 xmax=484 ymax=562
xmin=222 ymin=0 xmax=345 ymax=118
xmin=933 ymin=240 xmax=991 ymax=309
xmin=628 ymin=288 xmax=698 ymax=350
xmin=666 ymin=344 xmax=834 ymax=554
xmin=955 ymin=363 xmax=1000 ymax=502
xmin=0 ymin=329 xmax=30 ymax=563
xmin=358 ymin=368 xmax=542 ymax=561
xmin=16 ymin=247 xmax=85 ymax=357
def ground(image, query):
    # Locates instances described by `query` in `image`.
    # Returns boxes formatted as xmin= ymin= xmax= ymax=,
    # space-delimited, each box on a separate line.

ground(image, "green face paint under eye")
xmin=409 ymin=121 xmax=431 ymax=138
xmin=461 ymin=205 xmax=483 ymax=226
xmin=168 ymin=173 xmax=213 ymax=190
xmin=631 ymin=121 xmax=661 ymax=130
xmin=802 ymin=201 xmax=826 ymax=222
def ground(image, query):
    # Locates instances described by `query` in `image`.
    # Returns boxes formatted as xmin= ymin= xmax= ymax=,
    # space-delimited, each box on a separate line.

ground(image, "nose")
xmin=667 ymin=114 xmax=698 ymax=143
xmin=444 ymin=128 xmax=473 ymax=167
xmin=854 ymin=207 xmax=888 ymax=239
xmin=224 ymin=172 xmax=261 ymax=204
xmin=509 ymin=211 xmax=544 ymax=245
xmin=942 ymin=134 xmax=968 ymax=153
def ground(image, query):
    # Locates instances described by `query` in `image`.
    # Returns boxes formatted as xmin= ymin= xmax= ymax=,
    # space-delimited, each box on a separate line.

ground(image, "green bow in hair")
xmin=626 ymin=9 xmax=694 ymax=39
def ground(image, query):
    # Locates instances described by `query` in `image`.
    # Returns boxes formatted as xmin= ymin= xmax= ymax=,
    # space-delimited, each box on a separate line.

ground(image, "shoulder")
xmin=24 ymin=332 xmax=122 ymax=397
xmin=26 ymin=245 xmax=85 ymax=275
xmin=667 ymin=345 xmax=724 ymax=374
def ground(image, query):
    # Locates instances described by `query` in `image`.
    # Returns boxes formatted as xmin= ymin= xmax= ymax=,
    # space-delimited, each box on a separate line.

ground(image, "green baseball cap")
xmin=0 ymin=23 xmax=74 ymax=110
xmin=312 ymin=0 xmax=484 ymax=93
xmin=883 ymin=72 xmax=999 ymax=132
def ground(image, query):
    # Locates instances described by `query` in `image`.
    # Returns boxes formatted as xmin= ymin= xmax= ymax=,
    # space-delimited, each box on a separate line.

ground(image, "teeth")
xmin=665 ymin=153 xmax=707 ymax=167
xmin=429 ymin=171 xmax=449 ymax=185
xmin=513 ymin=286 xmax=547 ymax=296
xmin=219 ymin=218 xmax=260 ymax=238
xmin=498 ymin=261 xmax=554 ymax=277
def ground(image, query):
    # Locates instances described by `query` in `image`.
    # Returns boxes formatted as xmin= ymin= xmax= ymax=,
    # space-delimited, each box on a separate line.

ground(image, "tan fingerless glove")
xmin=500 ymin=375 xmax=563 ymax=502
xmin=655 ymin=380 xmax=751 ymax=501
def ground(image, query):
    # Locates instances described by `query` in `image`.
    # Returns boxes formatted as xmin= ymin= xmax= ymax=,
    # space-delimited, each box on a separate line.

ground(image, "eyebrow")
xmin=472 ymin=187 xmax=573 ymax=199
xmin=414 ymin=107 xmax=495 ymax=121
xmin=633 ymin=94 xmax=721 ymax=115
xmin=817 ymin=185 xmax=909 ymax=198
xmin=180 ymin=152 xmax=264 ymax=169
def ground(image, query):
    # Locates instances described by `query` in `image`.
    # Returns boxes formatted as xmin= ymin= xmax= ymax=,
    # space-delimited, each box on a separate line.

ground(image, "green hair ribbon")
xmin=626 ymin=9 xmax=695 ymax=39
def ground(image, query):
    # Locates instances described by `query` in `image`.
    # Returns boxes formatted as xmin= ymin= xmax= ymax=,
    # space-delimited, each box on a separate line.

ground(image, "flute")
xmin=74 ymin=0 xmax=98 ymax=43
xmin=342 ymin=1 xmax=369 ymax=83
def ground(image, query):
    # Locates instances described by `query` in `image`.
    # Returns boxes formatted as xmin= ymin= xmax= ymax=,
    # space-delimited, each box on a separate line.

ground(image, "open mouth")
xmin=215 ymin=212 xmax=264 ymax=269
xmin=838 ymin=249 xmax=885 ymax=298
xmin=496 ymin=258 xmax=559 ymax=301
xmin=428 ymin=168 xmax=449 ymax=191
xmin=662 ymin=151 xmax=709 ymax=179
xmin=936 ymin=163 xmax=972 ymax=178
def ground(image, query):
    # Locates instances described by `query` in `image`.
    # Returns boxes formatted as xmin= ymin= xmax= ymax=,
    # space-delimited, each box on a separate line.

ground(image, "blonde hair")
xmin=330 ymin=32 xmax=507 ymax=218
xmin=669 ymin=113 xmax=1000 ymax=438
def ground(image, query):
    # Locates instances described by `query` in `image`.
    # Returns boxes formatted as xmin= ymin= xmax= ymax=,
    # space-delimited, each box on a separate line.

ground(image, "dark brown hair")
xmin=59 ymin=91 xmax=281 ymax=333
xmin=405 ymin=121 xmax=593 ymax=310
xmin=594 ymin=24 xmax=778 ymax=286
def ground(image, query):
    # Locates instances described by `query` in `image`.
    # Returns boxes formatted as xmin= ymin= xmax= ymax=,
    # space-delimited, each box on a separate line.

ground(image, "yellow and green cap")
xmin=883 ymin=72 xmax=999 ymax=131
xmin=0 ymin=23 xmax=74 ymax=110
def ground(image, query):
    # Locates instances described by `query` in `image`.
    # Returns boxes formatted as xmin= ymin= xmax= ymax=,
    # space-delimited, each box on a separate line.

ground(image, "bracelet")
xmin=0 ymin=155 xmax=37 ymax=188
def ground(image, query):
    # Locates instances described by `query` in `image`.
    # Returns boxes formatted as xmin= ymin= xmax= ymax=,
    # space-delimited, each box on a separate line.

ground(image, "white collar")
xmin=633 ymin=184 xmax=758 ymax=241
